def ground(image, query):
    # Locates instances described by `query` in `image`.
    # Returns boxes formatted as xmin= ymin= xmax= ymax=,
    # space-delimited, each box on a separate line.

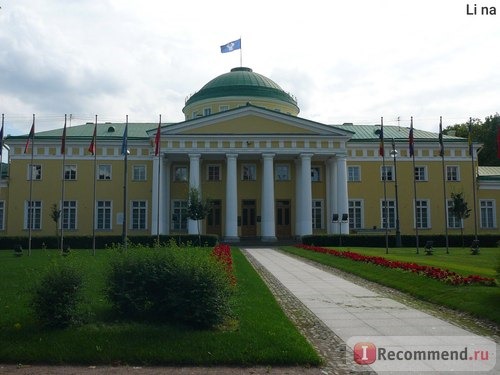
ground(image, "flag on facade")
xmin=438 ymin=116 xmax=444 ymax=157
xmin=24 ymin=120 xmax=35 ymax=154
xmin=379 ymin=121 xmax=384 ymax=157
xmin=121 ymin=122 xmax=128 ymax=155
xmin=88 ymin=123 xmax=97 ymax=155
xmin=468 ymin=121 xmax=473 ymax=156
xmin=220 ymin=38 xmax=241 ymax=53
xmin=154 ymin=118 xmax=161 ymax=157
xmin=61 ymin=117 xmax=67 ymax=155
xmin=408 ymin=119 xmax=414 ymax=157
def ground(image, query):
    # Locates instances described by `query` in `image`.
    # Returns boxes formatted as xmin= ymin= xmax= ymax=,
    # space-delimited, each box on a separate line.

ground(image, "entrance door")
xmin=206 ymin=199 xmax=222 ymax=237
xmin=276 ymin=200 xmax=291 ymax=238
xmin=241 ymin=199 xmax=256 ymax=237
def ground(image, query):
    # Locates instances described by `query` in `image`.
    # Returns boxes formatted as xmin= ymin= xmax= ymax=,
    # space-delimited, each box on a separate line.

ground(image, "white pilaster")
xmin=224 ymin=153 xmax=239 ymax=242
xmin=188 ymin=153 xmax=201 ymax=235
xmin=299 ymin=153 xmax=313 ymax=236
xmin=261 ymin=153 xmax=277 ymax=241
xmin=336 ymin=153 xmax=349 ymax=235
xmin=326 ymin=157 xmax=338 ymax=234
xmin=162 ymin=159 xmax=171 ymax=234
xmin=294 ymin=159 xmax=302 ymax=237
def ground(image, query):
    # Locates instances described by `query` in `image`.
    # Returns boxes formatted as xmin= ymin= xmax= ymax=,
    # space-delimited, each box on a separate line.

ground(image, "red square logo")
xmin=353 ymin=342 xmax=377 ymax=365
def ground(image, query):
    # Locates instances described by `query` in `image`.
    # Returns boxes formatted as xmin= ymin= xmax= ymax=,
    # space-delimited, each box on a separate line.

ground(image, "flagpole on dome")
xmin=60 ymin=114 xmax=67 ymax=254
xmin=439 ymin=116 xmax=449 ymax=254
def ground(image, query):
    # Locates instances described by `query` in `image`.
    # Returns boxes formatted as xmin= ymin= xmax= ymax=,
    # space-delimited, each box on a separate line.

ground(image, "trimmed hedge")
xmin=302 ymin=234 xmax=500 ymax=248
xmin=0 ymin=234 xmax=218 ymax=251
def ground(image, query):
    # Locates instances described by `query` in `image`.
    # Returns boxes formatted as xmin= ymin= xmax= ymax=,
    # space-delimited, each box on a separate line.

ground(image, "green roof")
xmin=185 ymin=67 xmax=298 ymax=107
xmin=478 ymin=166 xmax=500 ymax=181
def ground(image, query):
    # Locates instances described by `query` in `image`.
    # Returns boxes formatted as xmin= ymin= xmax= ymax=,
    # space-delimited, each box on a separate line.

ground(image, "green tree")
xmin=50 ymin=203 xmax=61 ymax=249
xmin=444 ymin=113 xmax=500 ymax=166
xmin=187 ymin=187 xmax=212 ymax=245
xmin=450 ymin=192 xmax=471 ymax=247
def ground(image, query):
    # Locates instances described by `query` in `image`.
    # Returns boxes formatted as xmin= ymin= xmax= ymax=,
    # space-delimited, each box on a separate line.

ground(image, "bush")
xmin=105 ymin=246 xmax=234 ymax=329
xmin=30 ymin=264 xmax=85 ymax=328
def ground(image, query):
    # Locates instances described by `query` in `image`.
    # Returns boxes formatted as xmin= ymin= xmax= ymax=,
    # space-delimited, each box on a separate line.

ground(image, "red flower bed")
xmin=212 ymin=243 xmax=237 ymax=285
xmin=295 ymin=244 xmax=496 ymax=286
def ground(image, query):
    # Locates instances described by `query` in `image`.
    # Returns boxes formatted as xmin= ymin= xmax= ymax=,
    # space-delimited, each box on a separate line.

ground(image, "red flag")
xmin=154 ymin=117 xmax=161 ymax=156
xmin=61 ymin=116 xmax=67 ymax=155
xmin=379 ymin=118 xmax=384 ymax=157
xmin=24 ymin=119 xmax=35 ymax=154
xmin=88 ymin=123 xmax=97 ymax=155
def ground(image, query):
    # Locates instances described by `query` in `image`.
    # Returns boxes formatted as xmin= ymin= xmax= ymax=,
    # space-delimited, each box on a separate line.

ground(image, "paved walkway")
xmin=244 ymin=248 xmax=499 ymax=374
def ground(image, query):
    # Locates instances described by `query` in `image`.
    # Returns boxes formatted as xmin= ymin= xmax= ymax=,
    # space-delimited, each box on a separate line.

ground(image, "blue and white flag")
xmin=220 ymin=38 xmax=241 ymax=53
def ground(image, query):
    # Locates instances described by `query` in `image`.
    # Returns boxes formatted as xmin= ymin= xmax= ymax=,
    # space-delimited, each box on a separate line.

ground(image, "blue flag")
xmin=121 ymin=122 xmax=128 ymax=155
xmin=220 ymin=38 xmax=241 ymax=53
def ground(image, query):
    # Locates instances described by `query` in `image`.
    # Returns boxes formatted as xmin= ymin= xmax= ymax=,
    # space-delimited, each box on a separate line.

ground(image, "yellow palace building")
xmin=1 ymin=67 xmax=499 ymax=243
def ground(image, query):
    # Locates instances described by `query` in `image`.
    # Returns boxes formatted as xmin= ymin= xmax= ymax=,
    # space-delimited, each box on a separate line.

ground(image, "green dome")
xmin=185 ymin=67 xmax=298 ymax=107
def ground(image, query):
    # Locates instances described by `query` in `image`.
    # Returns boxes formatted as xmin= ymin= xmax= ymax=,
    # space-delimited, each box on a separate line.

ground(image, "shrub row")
xmin=0 ymin=234 xmax=218 ymax=251
xmin=302 ymin=234 xmax=500 ymax=248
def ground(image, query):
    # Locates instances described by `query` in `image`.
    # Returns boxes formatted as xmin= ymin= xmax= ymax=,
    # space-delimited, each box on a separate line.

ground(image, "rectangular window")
xmin=311 ymin=166 xmax=321 ymax=182
xmin=0 ymin=201 xmax=4 ymax=230
xmin=132 ymin=165 xmax=146 ymax=181
xmin=219 ymin=105 xmax=229 ymax=112
xmin=275 ymin=164 xmax=290 ymax=181
xmin=131 ymin=200 xmax=147 ymax=230
xmin=312 ymin=200 xmax=323 ymax=229
xmin=381 ymin=200 xmax=396 ymax=229
xmin=381 ymin=166 xmax=393 ymax=181
xmin=27 ymin=164 xmax=42 ymax=180
xmin=98 ymin=164 xmax=112 ymax=180
xmin=203 ymin=108 xmax=211 ymax=116
xmin=242 ymin=164 xmax=257 ymax=181
xmin=446 ymin=166 xmax=460 ymax=181
xmin=62 ymin=201 xmax=77 ymax=230
xmin=24 ymin=200 xmax=42 ymax=230
xmin=414 ymin=166 xmax=427 ymax=181
xmin=446 ymin=199 xmax=462 ymax=228
xmin=348 ymin=200 xmax=363 ymax=229
xmin=207 ymin=164 xmax=221 ymax=181
xmin=171 ymin=200 xmax=188 ymax=231
xmin=173 ymin=166 xmax=188 ymax=182
xmin=415 ymin=199 xmax=430 ymax=229
xmin=97 ymin=201 xmax=112 ymax=230
xmin=348 ymin=166 xmax=361 ymax=182
xmin=64 ymin=165 xmax=77 ymax=180
xmin=480 ymin=200 xmax=495 ymax=229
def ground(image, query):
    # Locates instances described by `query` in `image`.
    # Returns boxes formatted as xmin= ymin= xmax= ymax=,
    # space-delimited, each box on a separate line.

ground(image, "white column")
xmin=261 ymin=153 xmax=277 ymax=241
xmin=294 ymin=159 xmax=302 ymax=237
xmin=326 ymin=157 xmax=338 ymax=234
xmin=299 ymin=153 xmax=313 ymax=236
xmin=336 ymin=153 xmax=349 ymax=235
xmin=162 ymin=159 xmax=171 ymax=235
xmin=224 ymin=153 xmax=239 ymax=242
xmin=188 ymin=153 xmax=201 ymax=235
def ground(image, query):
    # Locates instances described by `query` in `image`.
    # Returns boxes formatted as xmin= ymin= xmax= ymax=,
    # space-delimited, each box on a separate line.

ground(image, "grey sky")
xmin=0 ymin=0 xmax=498 ymax=136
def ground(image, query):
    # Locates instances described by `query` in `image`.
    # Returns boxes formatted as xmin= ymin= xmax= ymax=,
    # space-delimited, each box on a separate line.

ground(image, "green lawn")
xmin=281 ymin=246 xmax=500 ymax=327
xmin=0 ymin=248 xmax=320 ymax=366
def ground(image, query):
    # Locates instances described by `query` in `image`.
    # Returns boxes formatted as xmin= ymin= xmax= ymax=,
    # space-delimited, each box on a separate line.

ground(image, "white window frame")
xmin=241 ymin=164 xmax=257 ymax=181
xmin=27 ymin=164 xmax=42 ymax=180
xmin=348 ymin=199 xmax=363 ymax=229
xmin=414 ymin=199 xmax=431 ymax=229
xmin=61 ymin=200 xmax=77 ymax=230
xmin=98 ymin=164 xmax=112 ymax=180
xmin=348 ymin=166 xmax=361 ymax=182
xmin=414 ymin=166 xmax=428 ymax=181
xmin=24 ymin=200 xmax=42 ymax=230
xmin=446 ymin=199 xmax=462 ymax=229
xmin=171 ymin=199 xmax=188 ymax=231
xmin=219 ymin=105 xmax=229 ymax=112
xmin=96 ymin=200 xmax=112 ymax=230
xmin=64 ymin=164 xmax=77 ymax=180
xmin=207 ymin=164 xmax=221 ymax=181
xmin=480 ymin=200 xmax=496 ymax=229
xmin=311 ymin=166 xmax=321 ymax=182
xmin=312 ymin=199 xmax=324 ymax=229
xmin=132 ymin=165 xmax=147 ymax=181
xmin=446 ymin=165 xmax=460 ymax=181
xmin=381 ymin=165 xmax=393 ymax=181
xmin=203 ymin=107 xmax=211 ymax=116
xmin=173 ymin=165 xmax=188 ymax=182
xmin=131 ymin=200 xmax=147 ymax=230
xmin=380 ymin=199 xmax=396 ymax=229
xmin=275 ymin=164 xmax=290 ymax=181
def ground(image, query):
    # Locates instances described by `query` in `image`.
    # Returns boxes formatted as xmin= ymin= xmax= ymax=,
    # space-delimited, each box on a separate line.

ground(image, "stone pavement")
xmin=244 ymin=248 xmax=499 ymax=374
